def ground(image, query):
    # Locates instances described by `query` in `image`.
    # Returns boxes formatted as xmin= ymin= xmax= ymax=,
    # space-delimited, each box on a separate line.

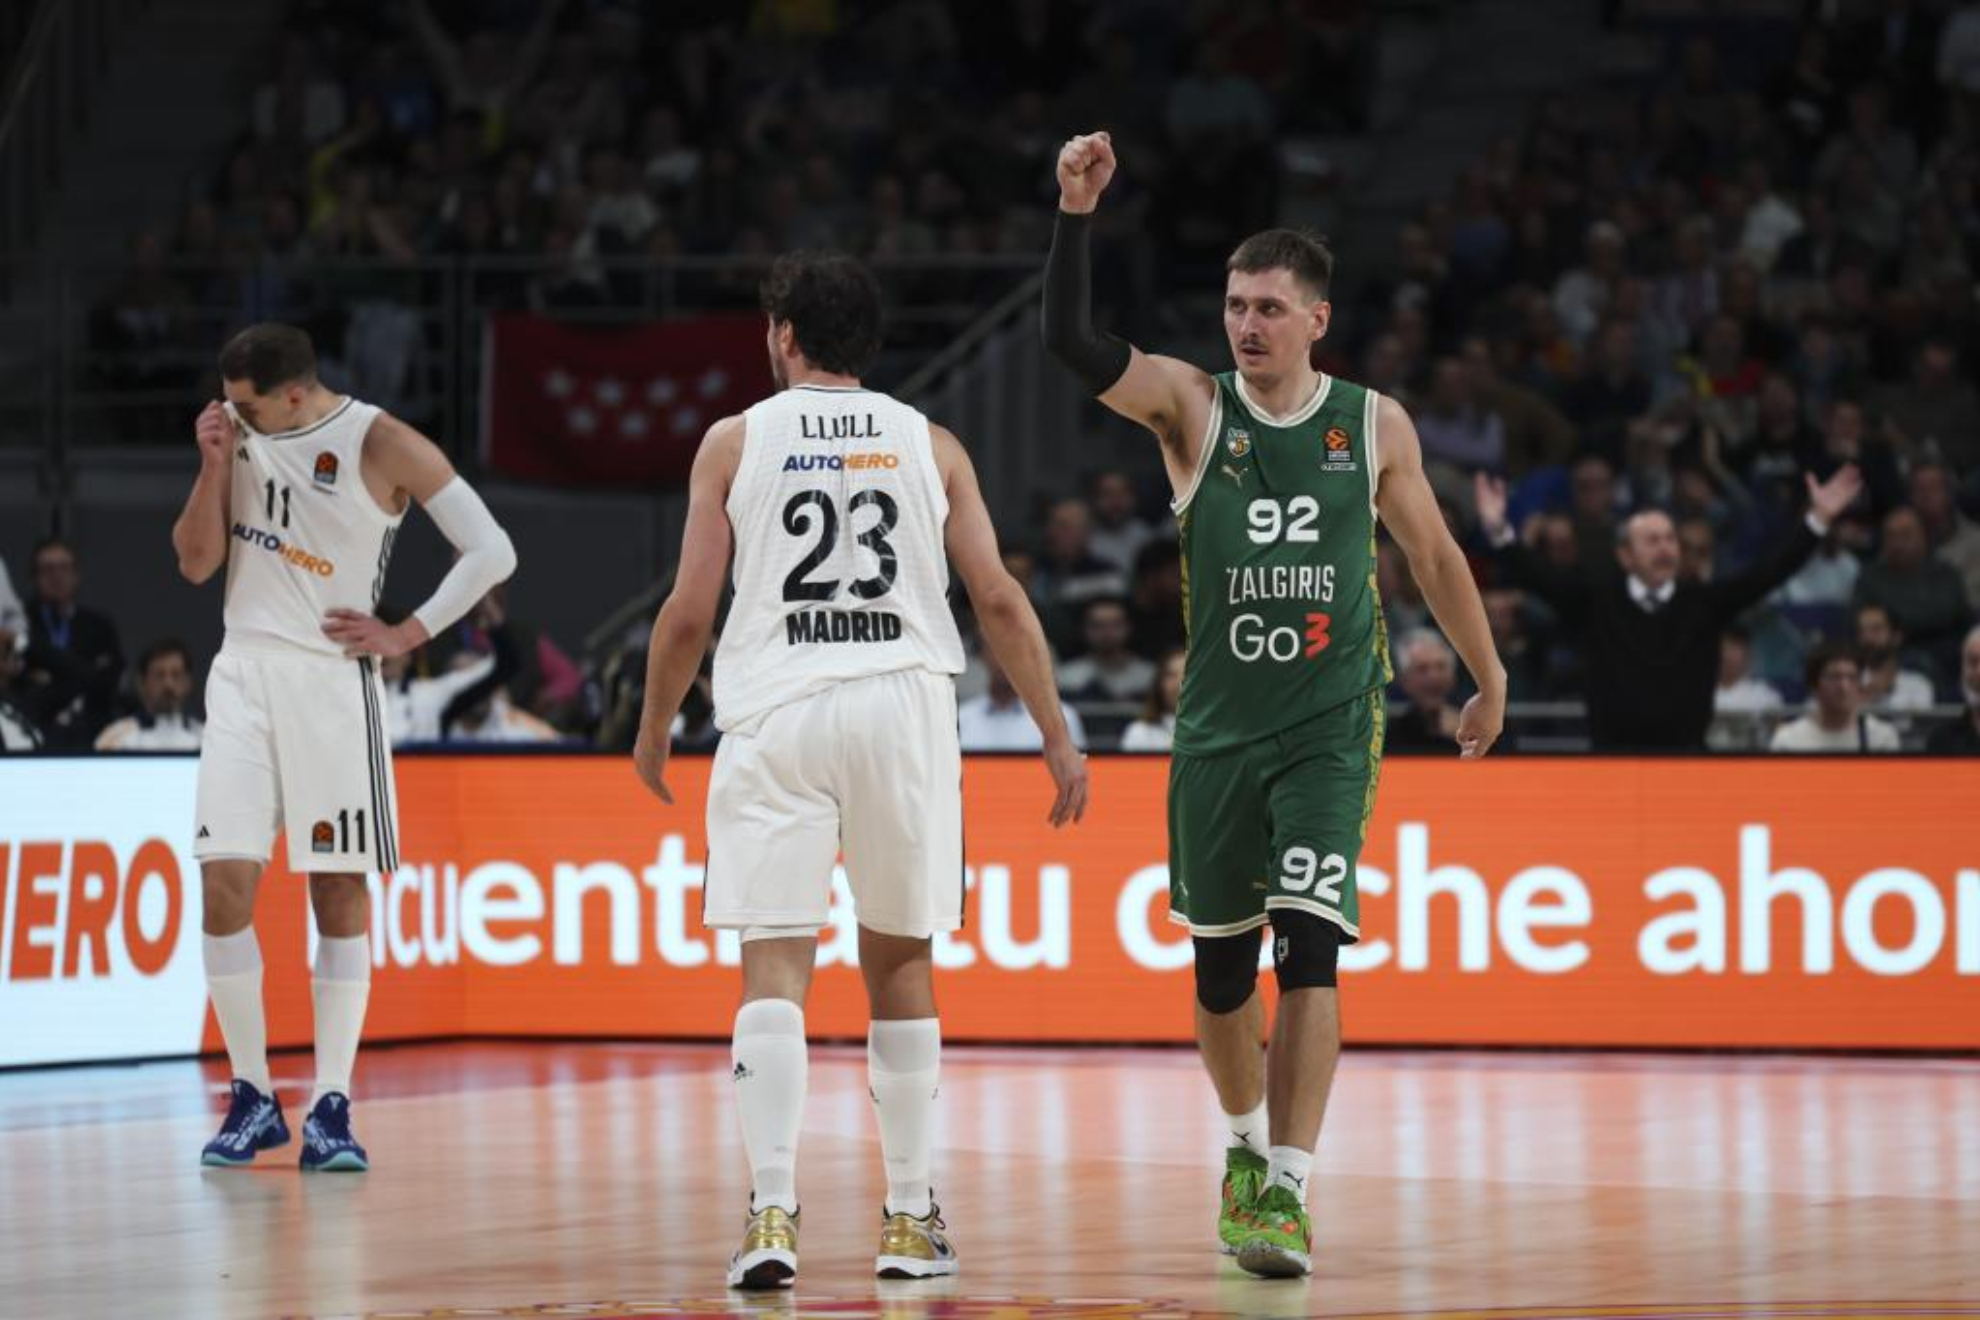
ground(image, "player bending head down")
xmin=173 ymin=322 xmax=516 ymax=1173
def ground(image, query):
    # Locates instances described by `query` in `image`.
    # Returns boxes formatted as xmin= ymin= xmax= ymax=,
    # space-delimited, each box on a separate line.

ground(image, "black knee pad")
xmin=1270 ymin=908 xmax=1341 ymax=990
xmin=1192 ymin=932 xmax=1261 ymax=1013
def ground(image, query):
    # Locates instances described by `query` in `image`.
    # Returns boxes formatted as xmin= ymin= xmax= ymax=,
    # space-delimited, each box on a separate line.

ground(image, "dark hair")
xmin=759 ymin=251 xmax=884 ymax=376
xmin=138 ymin=637 xmax=191 ymax=675
xmin=218 ymin=323 xmax=318 ymax=393
xmin=1227 ymin=228 xmax=1335 ymax=299
xmin=31 ymin=536 xmax=73 ymax=568
xmin=1804 ymin=639 xmax=1860 ymax=689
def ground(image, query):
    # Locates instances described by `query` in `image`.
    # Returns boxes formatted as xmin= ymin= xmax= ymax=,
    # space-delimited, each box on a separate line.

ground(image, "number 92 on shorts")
xmin=1164 ymin=688 xmax=1384 ymax=938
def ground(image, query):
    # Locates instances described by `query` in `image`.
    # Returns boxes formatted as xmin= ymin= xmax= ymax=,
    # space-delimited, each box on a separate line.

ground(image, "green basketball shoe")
xmin=1235 ymin=1183 xmax=1312 ymax=1277
xmin=1216 ymin=1145 xmax=1268 ymax=1254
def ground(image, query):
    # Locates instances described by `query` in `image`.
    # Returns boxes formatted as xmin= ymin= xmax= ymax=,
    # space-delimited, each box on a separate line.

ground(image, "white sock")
xmin=1267 ymin=1145 xmax=1314 ymax=1200
xmin=310 ymin=934 xmax=371 ymax=1107
xmin=868 ymin=1018 xmax=940 ymax=1218
xmin=733 ymin=999 xmax=807 ymax=1213
xmin=1224 ymin=1100 xmax=1269 ymax=1158
xmin=203 ymin=929 xmax=271 ymax=1095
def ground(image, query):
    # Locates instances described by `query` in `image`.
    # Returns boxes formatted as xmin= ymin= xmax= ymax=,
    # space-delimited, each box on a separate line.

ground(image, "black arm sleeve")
xmin=1041 ymin=210 xmax=1132 ymax=395
xmin=1705 ymin=518 xmax=1818 ymax=623
xmin=1495 ymin=541 xmax=1595 ymax=625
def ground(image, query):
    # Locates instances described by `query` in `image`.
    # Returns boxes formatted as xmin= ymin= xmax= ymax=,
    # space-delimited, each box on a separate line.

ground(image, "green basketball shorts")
xmin=1166 ymin=687 xmax=1385 ymax=940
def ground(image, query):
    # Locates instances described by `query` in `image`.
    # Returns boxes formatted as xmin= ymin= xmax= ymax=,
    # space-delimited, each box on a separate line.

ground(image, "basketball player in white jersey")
xmin=632 ymin=253 xmax=1088 ymax=1289
xmin=171 ymin=323 xmax=516 ymax=1171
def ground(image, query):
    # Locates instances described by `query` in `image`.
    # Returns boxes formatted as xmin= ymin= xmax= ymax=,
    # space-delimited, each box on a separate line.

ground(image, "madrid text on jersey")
xmin=785 ymin=609 xmax=905 ymax=645
xmin=232 ymin=521 xmax=335 ymax=577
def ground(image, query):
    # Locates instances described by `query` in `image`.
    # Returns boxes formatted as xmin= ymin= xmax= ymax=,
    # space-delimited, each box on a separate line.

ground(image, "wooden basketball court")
xmin=3 ymin=1041 xmax=1975 ymax=1318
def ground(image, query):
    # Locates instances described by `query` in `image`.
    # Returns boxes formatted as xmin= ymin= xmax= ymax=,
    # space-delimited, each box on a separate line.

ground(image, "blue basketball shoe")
xmin=200 ymin=1079 xmax=289 ymax=1167
xmin=299 ymin=1092 xmax=370 ymax=1172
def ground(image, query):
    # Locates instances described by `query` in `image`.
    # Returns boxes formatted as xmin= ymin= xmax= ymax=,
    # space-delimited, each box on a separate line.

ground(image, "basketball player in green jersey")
xmin=1043 ymin=132 xmax=1506 ymax=1277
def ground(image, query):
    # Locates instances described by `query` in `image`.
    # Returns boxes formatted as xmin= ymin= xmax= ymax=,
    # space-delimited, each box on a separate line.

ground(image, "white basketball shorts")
xmin=704 ymin=667 xmax=963 ymax=938
xmin=193 ymin=645 xmax=401 ymax=874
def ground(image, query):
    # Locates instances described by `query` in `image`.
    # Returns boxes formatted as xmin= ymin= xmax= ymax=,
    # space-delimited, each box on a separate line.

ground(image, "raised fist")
xmin=1056 ymin=132 xmax=1117 ymax=215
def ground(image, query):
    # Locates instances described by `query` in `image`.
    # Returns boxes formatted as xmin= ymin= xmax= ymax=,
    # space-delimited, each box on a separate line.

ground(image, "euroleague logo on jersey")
xmin=313 ymin=451 xmax=339 ymax=487
xmin=1322 ymin=425 xmax=1357 ymax=472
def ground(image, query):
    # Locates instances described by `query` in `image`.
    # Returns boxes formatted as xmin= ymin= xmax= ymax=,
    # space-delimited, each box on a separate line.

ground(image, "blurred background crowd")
xmin=5 ymin=0 xmax=1979 ymax=756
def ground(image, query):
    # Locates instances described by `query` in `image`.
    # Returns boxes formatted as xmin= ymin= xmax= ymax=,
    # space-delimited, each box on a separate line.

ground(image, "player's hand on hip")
xmin=1455 ymin=689 xmax=1504 ymax=760
xmin=1056 ymin=131 xmax=1116 ymax=215
xmin=632 ymin=724 xmax=673 ymax=805
xmin=1043 ymin=733 xmax=1089 ymax=827
xmin=322 ymin=608 xmax=417 ymax=659
xmin=195 ymin=401 xmax=234 ymax=465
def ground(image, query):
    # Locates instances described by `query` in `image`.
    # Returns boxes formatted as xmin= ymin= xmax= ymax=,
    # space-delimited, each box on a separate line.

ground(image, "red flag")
xmin=481 ymin=313 xmax=771 ymax=485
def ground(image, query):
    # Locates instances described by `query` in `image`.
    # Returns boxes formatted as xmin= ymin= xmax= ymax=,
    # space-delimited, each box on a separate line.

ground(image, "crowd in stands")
xmin=21 ymin=2 xmax=1980 ymax=756
xmin=1314 ymin=0 xmax=1980 ymax=752
xmin=87 ymin=0 xmax=1373 ymax=423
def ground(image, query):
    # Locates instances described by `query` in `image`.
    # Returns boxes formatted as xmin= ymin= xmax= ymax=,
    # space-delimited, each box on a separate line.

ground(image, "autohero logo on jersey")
xmin=1226 ymin=564 xmax=1337 ymax=662
xmin=783 ymin=452 xmax=899 ymax=473
xmin=232 ymin=522 xmax=336 ymax=577
xmin=1322 ymin=425 xmax=1357 ymax=473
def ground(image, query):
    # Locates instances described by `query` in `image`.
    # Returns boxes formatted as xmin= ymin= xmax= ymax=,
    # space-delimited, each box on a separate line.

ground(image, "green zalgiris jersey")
xmin=1173 ymin=372 xmax=1391 ymax=756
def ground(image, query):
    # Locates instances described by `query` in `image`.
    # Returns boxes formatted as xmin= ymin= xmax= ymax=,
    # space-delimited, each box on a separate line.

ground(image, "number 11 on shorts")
xmin=334 ymin=809 xmax=367 ymax=853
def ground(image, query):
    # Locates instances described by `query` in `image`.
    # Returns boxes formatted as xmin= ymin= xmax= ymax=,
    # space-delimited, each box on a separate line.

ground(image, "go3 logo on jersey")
xmin=1229 ymin=610 xmax=1332 ymax=662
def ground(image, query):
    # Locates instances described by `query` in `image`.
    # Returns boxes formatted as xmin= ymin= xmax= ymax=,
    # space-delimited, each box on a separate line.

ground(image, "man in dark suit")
xmin=1476 ymin=467 xmax=1863 ymax=750
xmin=22 ymin=537 xmax=125 ymax=749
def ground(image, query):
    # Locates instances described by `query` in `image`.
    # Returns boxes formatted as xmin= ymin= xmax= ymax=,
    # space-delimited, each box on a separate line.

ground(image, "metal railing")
xmin=0 ymin=251 xmax=1041 ymax=466
xmin=0 ymin=0 xmax=139 ymax=262
xmin=1066 ymin=701 xmax=1974 ymax=755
